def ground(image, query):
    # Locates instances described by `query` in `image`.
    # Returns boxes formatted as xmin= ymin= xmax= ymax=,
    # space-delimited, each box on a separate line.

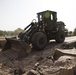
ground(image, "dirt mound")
xmin=0 ymin=40 xmax=76 ymax=75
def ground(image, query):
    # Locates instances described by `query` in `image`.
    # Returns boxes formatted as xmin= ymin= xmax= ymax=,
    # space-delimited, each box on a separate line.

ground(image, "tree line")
xmin=0 ymin=28 xmax=23 ymax=36
xmin=0 ymin=28 xmax=76 ymax=37
xmin=65 ymin=28 xmax=76 ymax=36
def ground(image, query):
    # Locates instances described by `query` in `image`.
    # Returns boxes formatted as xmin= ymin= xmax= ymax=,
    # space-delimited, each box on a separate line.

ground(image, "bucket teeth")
xmin=2 ymin=49 xmax=18 ymax=60
xmin=2 ymin=38 xmax=31 ymax=59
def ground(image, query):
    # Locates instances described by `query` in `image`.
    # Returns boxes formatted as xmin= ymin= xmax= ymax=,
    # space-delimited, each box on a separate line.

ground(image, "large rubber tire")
xmin=55 ymin=30 xmax=65 ymax=43
xmin=31 ymin=32 xmax=47 ymax=50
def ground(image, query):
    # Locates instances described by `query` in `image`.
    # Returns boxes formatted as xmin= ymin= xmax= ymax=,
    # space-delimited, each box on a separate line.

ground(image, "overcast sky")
xmin=0 ymin=0 xmax=76 ymax=31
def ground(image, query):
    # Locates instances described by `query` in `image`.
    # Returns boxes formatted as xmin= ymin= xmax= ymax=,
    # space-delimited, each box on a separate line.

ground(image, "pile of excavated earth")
xmin=0 ymin=38 xmax=76 ymax=75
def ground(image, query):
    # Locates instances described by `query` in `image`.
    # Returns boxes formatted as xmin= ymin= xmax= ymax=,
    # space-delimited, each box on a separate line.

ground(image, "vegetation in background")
xmin=73 ymin=28 xmax=76 ymax=36
xmin=0 ymin=27 xmax=76 ymax=37
xmin=0 ymin=28 xmax=23 ymax=36
xmin=68 ymin=31 xmax=73 ymax=36
xmin=64 ymin=28 xmax=76 ymax=37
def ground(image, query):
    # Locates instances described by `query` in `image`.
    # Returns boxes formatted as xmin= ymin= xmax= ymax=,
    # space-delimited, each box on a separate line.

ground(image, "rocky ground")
xmin=0 ymin=38 xmax=76 ymax=75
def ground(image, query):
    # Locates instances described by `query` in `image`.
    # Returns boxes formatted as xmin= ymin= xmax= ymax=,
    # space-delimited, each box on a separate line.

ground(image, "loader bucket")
xmin=2 ymin=38 xmax=31 ymax=59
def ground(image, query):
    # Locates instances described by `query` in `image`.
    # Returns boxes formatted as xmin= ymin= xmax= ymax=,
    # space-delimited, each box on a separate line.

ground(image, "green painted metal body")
xmin=18 ymin=10 xmax=65 ymax=43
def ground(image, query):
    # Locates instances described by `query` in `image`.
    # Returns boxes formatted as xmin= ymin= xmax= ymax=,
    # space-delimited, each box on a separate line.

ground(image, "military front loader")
xmin=2 ymin=10 xmax=65 ymax=59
